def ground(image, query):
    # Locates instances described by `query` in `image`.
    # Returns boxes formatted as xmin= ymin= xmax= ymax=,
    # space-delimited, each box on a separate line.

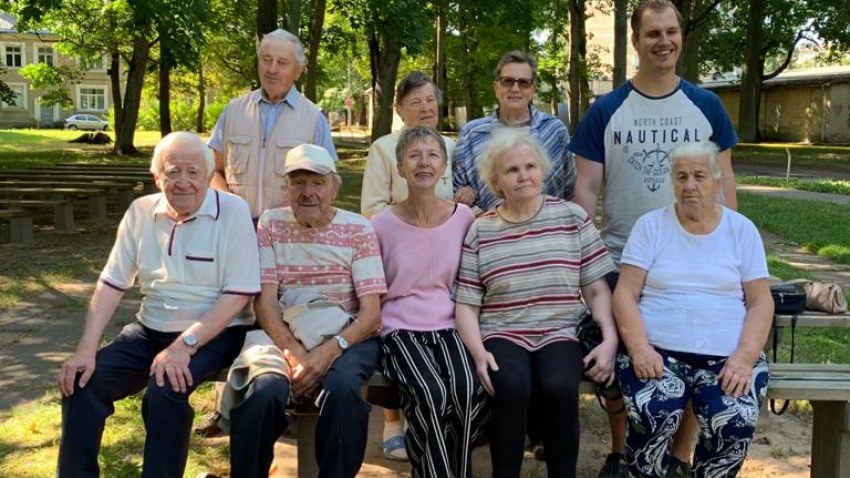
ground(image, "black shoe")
xmin=665 ymin=456 xmax=691 ymax=478
xmin=597 ymin=453 xmax=627 ymax=478
xmin=194 ymin=411 xmax=223 ymax=438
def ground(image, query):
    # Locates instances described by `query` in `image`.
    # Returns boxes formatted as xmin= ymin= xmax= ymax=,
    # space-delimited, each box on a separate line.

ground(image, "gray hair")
xmin=395 ymin=126 xmax=447 ymax=166
xmin=150 ymin=131 xmax=215 ymax=178
xmin=493 ymin=50 xmax=538 ymax=83
xmin=257 ymin=28 xmax=306 ymax=68
xmin=395 ymin=71 xmax=443 ymax=107
xmin=671 ymin=141 xmax=724 ymax=204
xmin=477 ymin=128 xmax=552 ymax=199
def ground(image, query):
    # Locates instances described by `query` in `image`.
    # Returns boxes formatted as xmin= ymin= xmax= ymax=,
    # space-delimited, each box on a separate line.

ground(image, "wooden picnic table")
xmin=0 ymin=199 xmax=74 ymax=233
xmin=0 ymin=179 xmax=136 ymax=212
xmin=0 ymin=172 xmax=156 ymax=194
xmin=0 ymin=187 xmax=107 ymax=221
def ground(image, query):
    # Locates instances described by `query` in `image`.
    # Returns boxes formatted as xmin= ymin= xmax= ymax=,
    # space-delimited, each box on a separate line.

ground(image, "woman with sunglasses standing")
xmin=452 ymin=50 xmax=576 ymax=213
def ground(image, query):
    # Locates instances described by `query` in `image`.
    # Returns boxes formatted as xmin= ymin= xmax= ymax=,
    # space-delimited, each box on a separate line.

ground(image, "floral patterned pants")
xmin=616 ymin=349 xmax=770 ymax=478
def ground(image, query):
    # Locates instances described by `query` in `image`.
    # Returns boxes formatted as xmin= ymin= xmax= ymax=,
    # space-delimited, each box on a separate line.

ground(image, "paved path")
xmin=738 ymin=184 xmax=850 ymax=206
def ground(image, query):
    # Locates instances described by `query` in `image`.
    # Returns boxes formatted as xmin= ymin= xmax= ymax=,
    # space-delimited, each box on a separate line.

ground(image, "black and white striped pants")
xmin=381 ymin=329 xmax=490 ymax=478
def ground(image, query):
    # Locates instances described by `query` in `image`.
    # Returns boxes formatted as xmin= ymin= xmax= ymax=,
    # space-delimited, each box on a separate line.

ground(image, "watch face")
xmin=183 ymin=334 xmax=198 ymax=347
xmin=335 ymin=335 xmax=349 ymax=350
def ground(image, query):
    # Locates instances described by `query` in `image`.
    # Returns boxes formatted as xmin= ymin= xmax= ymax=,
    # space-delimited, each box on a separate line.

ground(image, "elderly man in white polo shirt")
xmin=56 ymin=131 xmax=260 ymax=478
xmin=228 ymin=144 xmax=387 ymax=478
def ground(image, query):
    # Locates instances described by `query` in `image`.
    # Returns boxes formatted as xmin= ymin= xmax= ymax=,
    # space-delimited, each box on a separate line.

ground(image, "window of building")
xmin=80 ymin=55 xmax=105 ymax=71
xmin=3 ymin=44 xmax=25 ymax=68
xmin=36 ymin=45 xmax=54 ymax=66
xmin=78 ymin=86 xmax=107 ymax=111
xmin=0 ymin=83 xmax=26 ymax=109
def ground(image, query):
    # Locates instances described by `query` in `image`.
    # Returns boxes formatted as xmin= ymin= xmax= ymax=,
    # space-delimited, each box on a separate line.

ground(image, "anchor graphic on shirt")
xmin=627 ymin=145 xmax=671 ymax=193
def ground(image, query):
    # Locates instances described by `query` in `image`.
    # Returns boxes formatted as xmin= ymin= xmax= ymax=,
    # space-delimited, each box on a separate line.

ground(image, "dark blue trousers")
xmin=57 ymin=321 xmax=248 ymax=478
xmin=230 ymin=337 xmax=380 ymax=478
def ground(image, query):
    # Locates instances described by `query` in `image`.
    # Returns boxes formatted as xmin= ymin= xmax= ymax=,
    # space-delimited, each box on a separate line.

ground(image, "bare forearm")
xmin=581 ymin=279 xmax=617 ymax=341
xmin=735 ymin=280 xmax=774 ymax=359
xmin=338 ymin=295 xmax=381 ymax=346
xmin=77 ymin=283 xmax=124 ymax=353
xmin=455 ymin=304 xmax=488 ymax=360
xmin=180 ymin=294 xmax=250 ymax=349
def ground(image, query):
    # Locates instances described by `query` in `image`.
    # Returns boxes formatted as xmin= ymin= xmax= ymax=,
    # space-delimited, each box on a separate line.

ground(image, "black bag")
xmin=576 ymin=313 xmax=624 ymax=412
xmin=770 ymin=282 xmax=806 ymax=315
xmin=768 ymin=282 xmax=805 ymax=415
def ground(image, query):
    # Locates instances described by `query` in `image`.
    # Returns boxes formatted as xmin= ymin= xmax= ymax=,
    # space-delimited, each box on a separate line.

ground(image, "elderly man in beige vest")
xmin=208 ymin=28 xmax=337 ymax=220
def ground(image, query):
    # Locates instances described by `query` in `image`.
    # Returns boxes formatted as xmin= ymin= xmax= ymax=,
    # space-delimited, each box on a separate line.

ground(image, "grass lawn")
xmin=735 ymin=142 xmax=850 ymax=172
xmin=738 ymin=193 xmax=850 ymax=264
xmin=0 ymin=130 xmax=162 ymax=171
xmin=737 ymin=175 xmax=850 ymax=196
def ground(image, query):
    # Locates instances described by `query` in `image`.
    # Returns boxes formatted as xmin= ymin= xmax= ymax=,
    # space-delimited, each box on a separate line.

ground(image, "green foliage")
xmin=738 ymin=193 xmax=850 ymax=264
xmin=18 ymin=63 xmax=82 ymax=109
xmin=0 ymin=66 xmax=15 ymax=105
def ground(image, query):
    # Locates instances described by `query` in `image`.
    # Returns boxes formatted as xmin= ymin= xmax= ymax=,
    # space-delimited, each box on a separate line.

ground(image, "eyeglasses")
xmin=498 ymin=76 xmax=534 ymax=90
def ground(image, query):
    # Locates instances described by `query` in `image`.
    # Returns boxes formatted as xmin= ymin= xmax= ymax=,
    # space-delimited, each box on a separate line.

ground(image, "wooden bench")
xmin=0 ymin=199 xmax=75 ymax=233
xmin=0 ymin=187 xmax=107 ymax=221
xmin=0 ymin=179 xmax=137 ymax=212
xmin=774 ymin=312 xmax=850 ymax=328
xmin=0 ymin=208 xmax=33 ymax=243
xmin=0 ymin=171 xmax=156 ymax=195
xmin=210 ymin=370 xmax=596 ymax=478
xmin=767 ymin=363 xmax=850 ymax=478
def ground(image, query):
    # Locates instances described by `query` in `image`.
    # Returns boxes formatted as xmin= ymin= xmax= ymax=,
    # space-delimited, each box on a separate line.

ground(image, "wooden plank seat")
xmin=767 ymin=363 xmax=850 ymax=478
xmin=209 ymin=369 xmax=597 ymax=478
xmin=0 ymin=179 xmax=136 ymax=212
xmin=774 ymin=312 xmax=850 ymax=328
xmin=0 ymin=171 xmax=156 ymax=194
xmin=0 ymin=187 xmax=107 ymax=222
xmin=0 ymin=208 xmax=34 ymax=243
xmin=0 ymin=199 xmax=74 ymax=233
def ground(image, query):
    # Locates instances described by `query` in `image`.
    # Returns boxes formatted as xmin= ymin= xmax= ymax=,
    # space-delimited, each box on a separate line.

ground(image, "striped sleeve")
xmin=453 ymin=220 xmax=484 ymax=307
xmin=575 ymin=205 xmax=616 ymax=286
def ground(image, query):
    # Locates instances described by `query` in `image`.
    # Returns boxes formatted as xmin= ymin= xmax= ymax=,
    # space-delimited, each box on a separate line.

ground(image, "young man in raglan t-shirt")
xmin=569 ymin=1 xmax=738 ymax=477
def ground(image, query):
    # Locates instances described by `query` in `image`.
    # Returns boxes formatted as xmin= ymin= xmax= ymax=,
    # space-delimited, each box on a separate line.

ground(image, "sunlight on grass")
xmin=0 ymin=385 xmax=224 ymax=478
xmin=737 ymin=176 xmax=850 ymax=196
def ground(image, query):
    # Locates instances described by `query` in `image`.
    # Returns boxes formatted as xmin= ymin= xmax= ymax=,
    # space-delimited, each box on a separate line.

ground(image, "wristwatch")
xmin=182 ymin=333 xmax=199 ymax=348
xmin=333 ymin=335 xmax=349 ymax=351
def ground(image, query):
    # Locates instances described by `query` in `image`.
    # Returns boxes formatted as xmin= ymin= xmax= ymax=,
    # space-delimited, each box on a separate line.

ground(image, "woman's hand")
xmin=473 ymin=351 xmax=499 ymax=396
xmin=630 ymin=343 xmax=663 ymax=380
xmin=584 ymin=338 xmax=618 ymax=385
xmin=717 ymin=351 xmax=756 ymax=398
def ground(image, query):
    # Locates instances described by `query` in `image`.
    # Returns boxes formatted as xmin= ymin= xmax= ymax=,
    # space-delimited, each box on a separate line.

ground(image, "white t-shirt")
xmin=620 ymin=205 xmax=768 ymax=356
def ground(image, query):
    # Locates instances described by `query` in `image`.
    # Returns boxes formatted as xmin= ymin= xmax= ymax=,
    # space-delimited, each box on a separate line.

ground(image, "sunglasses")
xmin=498 ymin=76 xmax=534 ymax=90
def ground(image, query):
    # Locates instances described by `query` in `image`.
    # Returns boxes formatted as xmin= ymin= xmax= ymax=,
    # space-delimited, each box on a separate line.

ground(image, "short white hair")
xmin=257 ymin=28 xmax=306 ymax=68
xmin=671 ymin=141 xmax=721 ymax=180
xmin=477 ymin=128 xmax=552 ymax=198
xmin=150 ymin=132 xmax=215 ymax=178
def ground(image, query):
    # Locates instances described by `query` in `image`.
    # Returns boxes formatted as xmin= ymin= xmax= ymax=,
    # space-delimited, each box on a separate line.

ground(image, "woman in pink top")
xmin=371 ymin=126 xmax=488 ymax=478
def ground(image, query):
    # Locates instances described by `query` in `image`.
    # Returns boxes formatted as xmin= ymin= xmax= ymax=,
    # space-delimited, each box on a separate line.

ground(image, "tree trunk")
xmin=368 ymin=32 xmax=401 ymax=141
xmin=108 ymin=50 xmax=123 ymax=148
xmin=738 ymin=0 xmax=765 ymax=143
xmin=433 ymin=4 xmax=447 ymax=127
xmin=568 ymin=0 xmax=587 ymax=132
xmin=159 ymin=35 xmax=172 ymax=137
xmin=114 ymin=35 xmax=151 ymax=155
xmin=613 ymin=0 xmax=628 ymax=88
xmin=289 ymin=0 xmax=302 ymax=33
xmin=257 ymin=0 xmax=278 ymax=39
xmin=196 ymin=62 xmax=206 ymax=133
xmin=304 ymin=0 xmax=326 ymax=101
xmin=459 ymin=9 xmax=481 ymax=121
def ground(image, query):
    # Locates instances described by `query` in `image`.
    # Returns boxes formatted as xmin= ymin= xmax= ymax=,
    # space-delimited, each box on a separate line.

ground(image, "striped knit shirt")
xmin=257 ymin=207 xmax=387 ymax=315
xmin=454 ymin=197 xmax=614 ymax=350
xmin=452 ymin=106 xmax=576 ymax=211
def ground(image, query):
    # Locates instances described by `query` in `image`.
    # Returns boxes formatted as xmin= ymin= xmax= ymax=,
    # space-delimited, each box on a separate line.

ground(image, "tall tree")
xmin=304 ymin=0 xmax=327 ymax=101
xmin=612 ymin=0 xmax=628 ymax=87
xmin=568 ymin=0 xmax=590 ymax=132
xmin=257 ymin=0 xmax=278 ymax=38
xmin=737 ymin=0 xmax=765 ymax=142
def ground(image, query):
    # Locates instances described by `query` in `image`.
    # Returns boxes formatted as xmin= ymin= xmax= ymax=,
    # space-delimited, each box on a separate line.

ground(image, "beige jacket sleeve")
xmin=360 ymin=134 xmax=398 ymax=219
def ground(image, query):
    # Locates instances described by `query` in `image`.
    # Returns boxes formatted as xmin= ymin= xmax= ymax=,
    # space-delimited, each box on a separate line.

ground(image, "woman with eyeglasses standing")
xmin=452 ymin=50 xmax=576 ymax=213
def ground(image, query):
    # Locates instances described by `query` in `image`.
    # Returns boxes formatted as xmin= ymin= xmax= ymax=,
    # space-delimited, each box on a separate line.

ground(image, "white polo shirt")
xmin=100 ymin=188 xmax=261 ymax=333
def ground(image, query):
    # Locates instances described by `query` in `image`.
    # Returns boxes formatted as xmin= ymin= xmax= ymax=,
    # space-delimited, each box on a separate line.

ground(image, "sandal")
xmin=382 ymin=434 xmax=408 ymax=461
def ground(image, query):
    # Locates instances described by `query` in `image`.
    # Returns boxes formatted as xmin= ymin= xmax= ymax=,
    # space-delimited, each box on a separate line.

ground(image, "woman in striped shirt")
xmin=455 ymin=128 xmax=618 ymax=477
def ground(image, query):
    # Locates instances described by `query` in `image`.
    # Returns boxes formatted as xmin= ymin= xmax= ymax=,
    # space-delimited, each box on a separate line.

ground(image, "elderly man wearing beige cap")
xmin=227 ymin=144 xmax=387 ymax=478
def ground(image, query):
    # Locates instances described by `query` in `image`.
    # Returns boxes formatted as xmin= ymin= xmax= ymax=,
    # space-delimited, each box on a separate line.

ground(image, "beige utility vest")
xmin=222 ymin=90 xmax=320 ymax=217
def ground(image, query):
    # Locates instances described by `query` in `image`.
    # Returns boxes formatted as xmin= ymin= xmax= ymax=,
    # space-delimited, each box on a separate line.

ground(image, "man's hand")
xmin=57 ymin=350 xmax=97 ymax=397
xmin=150 ymin=344 xmax=194 ymax=393
xmin=454 ymin=186 xmax=476 ymax=206
xmin=291 ymin=341 xmax=340 ymax=397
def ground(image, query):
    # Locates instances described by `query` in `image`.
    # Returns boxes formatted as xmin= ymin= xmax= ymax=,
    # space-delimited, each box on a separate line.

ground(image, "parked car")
xmin=64 ymin=114 xmax=110 ymax=131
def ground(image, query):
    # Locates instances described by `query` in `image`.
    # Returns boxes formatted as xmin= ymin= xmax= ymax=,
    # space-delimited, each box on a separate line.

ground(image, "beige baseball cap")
xmin=284 ymin=144 xmax=337 ymax=175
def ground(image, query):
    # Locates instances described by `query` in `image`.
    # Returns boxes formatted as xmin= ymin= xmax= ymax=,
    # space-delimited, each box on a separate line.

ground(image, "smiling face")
xmin=494 ymin=144 xmax=544 ymax=205
xmin=397 ymin=84 xmax=439 ymax=129
xmin=632 ymin=6 xmax=681 ymax=76
xmin=672 ymin=154 xmax=720 ymax=215
xmin=493 ymin=62 xmax=536 ymax=117
xmin=258 ymin=37 xmax=303 ymax=103
xmin=155 ymin=144 xmax=209 ymax=220
xmin=287 ymin=170 xmax=339 ymax=227
xmin=397 ymin=136 xmax=447 ymax=192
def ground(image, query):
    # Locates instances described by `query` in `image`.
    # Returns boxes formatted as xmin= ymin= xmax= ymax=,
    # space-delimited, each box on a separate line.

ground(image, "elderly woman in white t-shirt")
xmin=612 ymin=141 xmax=774 ymax=478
